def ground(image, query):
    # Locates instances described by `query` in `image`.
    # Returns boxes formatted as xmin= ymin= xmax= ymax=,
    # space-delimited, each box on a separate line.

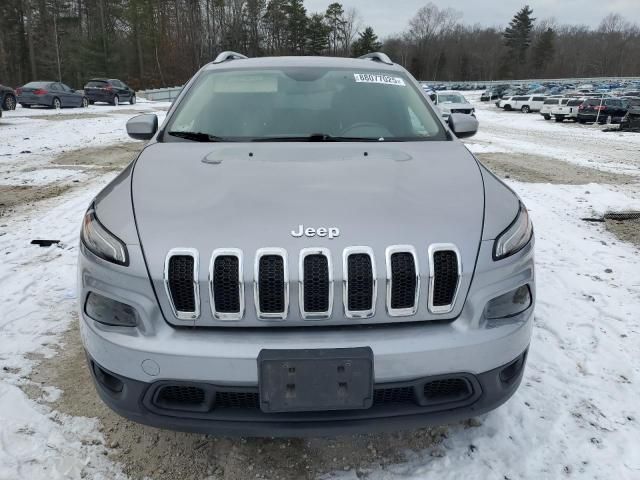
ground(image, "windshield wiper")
xmin=252 ymin=133 xmax=384 ymax=142
xmin=167 ymin=131 xmax=228 ymax=142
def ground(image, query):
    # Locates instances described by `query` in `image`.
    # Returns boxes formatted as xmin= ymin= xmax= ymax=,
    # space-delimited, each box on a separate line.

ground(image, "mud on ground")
xmin=25 ymin=320 xmax=452 ymax=480
xmin=52 ymin=142 xmax=142 ymax=170
xmin=0 ymin=184 xmax=72 ymax=217
xmin=605 ymin=218 xmax=640 ymax=247
xmin=476 ymin=152 xmax=636 ymax=185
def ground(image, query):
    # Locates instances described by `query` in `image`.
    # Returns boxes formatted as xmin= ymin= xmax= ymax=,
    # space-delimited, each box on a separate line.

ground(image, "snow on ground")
xmin=0 ymin=101 xmax=169 ymax=187
xmin=324 ymin=182 xmax=640 ymax=480
xmin=463 ymin=91 xmax=640 ymax=177
xmin=0 ymin=95 xmax=639 ymax=479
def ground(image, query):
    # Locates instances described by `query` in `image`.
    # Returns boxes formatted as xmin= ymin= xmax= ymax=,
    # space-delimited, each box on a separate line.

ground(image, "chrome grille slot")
xmin=428 ymin=244 xmax=461 ymax=314
xmin=164 ymin=248 xmax=200 ymax=320
xmin=299 ymin=248 xmax=333 ymax=319
xmin=209 ymin=249 xmax=244 ymax=320
xmin=255 ymin=248 xmax=288 ymax=319
xmin=386 ymin=246 xmax=419 ymax=317
xmin=343 ymin=247 xmax=376 ymax=318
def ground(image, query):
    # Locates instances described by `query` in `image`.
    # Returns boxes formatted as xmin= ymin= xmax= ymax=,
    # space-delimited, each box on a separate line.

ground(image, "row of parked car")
xmin=0 ymin=78 xmax=136 ymax=113
xmin=495 ymin=93 xmax=640 ymax=128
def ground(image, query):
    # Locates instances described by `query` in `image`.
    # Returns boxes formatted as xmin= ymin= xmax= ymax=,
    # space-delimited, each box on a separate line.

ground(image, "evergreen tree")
xmin=350 ymin=26 xmax=382 ymax=57
xmin=285 ymin=0 xmax=307 ymax=54
xmin=531 ymin=27 xmax=555 ymax=73
xmin=503 ymin=5 xmax=535 ymax=64
xmin=306 ymin=13 xmax=330 ymax=55
xmin=325 ymin=2 xmax=346 ymax=55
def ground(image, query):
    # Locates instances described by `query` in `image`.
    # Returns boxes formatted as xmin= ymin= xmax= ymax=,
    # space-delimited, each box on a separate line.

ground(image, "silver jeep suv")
xmin=78 ymin=52 xmax=534 ymax=437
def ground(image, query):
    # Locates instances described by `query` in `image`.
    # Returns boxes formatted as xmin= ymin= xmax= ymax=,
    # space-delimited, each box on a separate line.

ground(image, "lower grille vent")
xmin=373 ymin=386 xmax=414 ymax=405
xmin=215 ymin=391 xmax=261 ymax=409
xmin=155 ymin=385 xmax=207 ymax=411
xmin=423 ymin=378 xmax=471 ymax=404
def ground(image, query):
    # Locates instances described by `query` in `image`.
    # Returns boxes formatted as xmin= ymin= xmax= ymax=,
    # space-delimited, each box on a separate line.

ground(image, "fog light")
xmin=485 ymin=285 xmax=531 ymax=319
xmin=85 ymin=292 xmax=139 ymax=327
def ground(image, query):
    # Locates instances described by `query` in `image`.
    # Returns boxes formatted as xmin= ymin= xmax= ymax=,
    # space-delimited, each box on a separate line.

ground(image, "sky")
xmin=303 ymin=0 xmax=640 ymax=38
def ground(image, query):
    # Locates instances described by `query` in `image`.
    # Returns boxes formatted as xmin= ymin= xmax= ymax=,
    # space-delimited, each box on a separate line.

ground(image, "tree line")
xmin=0 ymin=1 xmax=638 ymax=90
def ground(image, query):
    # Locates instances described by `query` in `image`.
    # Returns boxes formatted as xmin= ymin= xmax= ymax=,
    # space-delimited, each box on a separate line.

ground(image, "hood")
xmin=437 ymin=102 xmax=472 ymax=111
xmin=132 ymin=141 xmax=485 ymax=326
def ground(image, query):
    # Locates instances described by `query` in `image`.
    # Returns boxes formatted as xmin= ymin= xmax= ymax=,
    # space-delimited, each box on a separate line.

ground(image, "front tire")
xmin=52 ymin=97 xmax=61 ymax=109
xmin=129 ymin=95 xmax=136 ymax=105
xmin=504 ymin=104 xmax=512 ymax=111
xmin=3 ymin=94 xmax=16 ymax=110
xmin=111 ymin=95 xmax=119 ymax=106
xmin=81 ymin=97 xmax=89 ymax=108
xmin=543 ymin=114 xmax=551 ymax=120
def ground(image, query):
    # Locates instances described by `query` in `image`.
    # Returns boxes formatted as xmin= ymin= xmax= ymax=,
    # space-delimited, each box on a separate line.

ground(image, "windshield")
xmin=437 ymin=93 xmax=466 ymax=104
xmin=165 ymin=67 xmax=446 ymax=142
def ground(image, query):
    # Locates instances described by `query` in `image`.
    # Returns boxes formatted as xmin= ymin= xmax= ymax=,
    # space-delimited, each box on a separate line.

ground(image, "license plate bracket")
xmin=258 ymin=347 xmax=374 ymax=413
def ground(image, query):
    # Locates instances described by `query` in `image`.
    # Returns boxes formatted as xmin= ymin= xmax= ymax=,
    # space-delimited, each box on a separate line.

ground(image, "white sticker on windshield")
xmin=354 ymin=73 xmax=406 ymax=86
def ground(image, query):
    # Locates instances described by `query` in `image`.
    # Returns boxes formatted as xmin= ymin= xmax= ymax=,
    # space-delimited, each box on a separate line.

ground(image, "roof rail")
xmin=358 ymin=52 xmax=393 ymax=65
xmin=213 ymin=51 xmax=248 ymax=64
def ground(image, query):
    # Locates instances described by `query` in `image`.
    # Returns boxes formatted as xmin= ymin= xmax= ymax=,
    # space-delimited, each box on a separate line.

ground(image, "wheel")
xmin=3 ymin=94 xmax=16 ymax=110
xmin=521 ymin=105 xmax=530 ymax=113
xmin=111 ymin=95 xmax=119 ymax=106
xmin=52 ymin=97 xmax=61 ymax=109
xmin=606 ymin=115 xmax=612 ymax=125
xmin=543 ymin=114 xmax=551 ymax=120
xmin=81 ymin=97 xmax=89 ymax=108
xmin=129 ymin=95 xmax=136 ymax=105
xmin=504 ymin=105 xmax=512 ymax=111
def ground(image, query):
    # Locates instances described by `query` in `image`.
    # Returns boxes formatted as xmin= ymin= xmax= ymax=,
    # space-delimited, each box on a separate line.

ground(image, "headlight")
xmin=81 ymin=204 xmax=128 ymax=266
xmin=493 ymin=203 xmax=533 ymax=260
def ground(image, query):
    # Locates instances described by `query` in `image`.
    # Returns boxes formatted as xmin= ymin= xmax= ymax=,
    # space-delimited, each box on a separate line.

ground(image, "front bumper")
xmin=79 ymin=237 xmax=535 ymax=435
xmin=87 ymin=348 xmax=528 ymax=437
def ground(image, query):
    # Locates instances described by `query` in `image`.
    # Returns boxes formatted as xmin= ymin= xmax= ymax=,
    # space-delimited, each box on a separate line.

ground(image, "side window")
xmin=561 ymin=99 xmax=569 ymax=105
xmin=51 ymin=83 xmax=62 ymax=91
xmin=62 ymin=83 xmax=73 ymax=92
xmin=533 ymin=97 xmax=545 ymax=101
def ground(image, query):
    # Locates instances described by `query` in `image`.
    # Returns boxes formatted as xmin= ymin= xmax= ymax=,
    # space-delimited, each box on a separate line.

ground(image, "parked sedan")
xmin=577 ymin=98 xmax=629 ymax=124
xmin=83 ymin=78 xmax=135 ymax=106
xmin=1 ymin=84 xmax=17 ymax=110
xmin=17 ymin=81 xmax=88 ymax=109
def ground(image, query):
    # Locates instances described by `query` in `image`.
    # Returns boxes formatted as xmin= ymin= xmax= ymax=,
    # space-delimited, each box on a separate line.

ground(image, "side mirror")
xmin=126 ymin=114 xmax=158 ymax=140
xmin=448 ymin=113 xmax=478 ymax=139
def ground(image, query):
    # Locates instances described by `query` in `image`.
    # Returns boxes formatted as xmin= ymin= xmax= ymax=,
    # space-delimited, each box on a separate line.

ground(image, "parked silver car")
xmin=78 ymin=52 xmax=534 ymax=436
xmin=430 ymin=91 xmax=475 ymax=120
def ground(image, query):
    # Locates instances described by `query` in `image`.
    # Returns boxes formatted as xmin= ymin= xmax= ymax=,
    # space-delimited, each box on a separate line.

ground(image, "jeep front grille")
xmin=210 ymin=249 xmax=244 ymax=320
xmin=164 ymin=248 xmax=200 ymax=320
xmin=428 ymin=244 xmax=461 ymax=314
xmin=163 ymin=244 xmax=462 ymax=323
xmin=386 ymin=246 xmax=419 ymax=317
xmin=255 ymin=248 xmax=288 ymax=319
xmin=299 ymin=248 xmax=333 ymax=318
xmin=343 ymin=247 xmax=376 ymax=318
